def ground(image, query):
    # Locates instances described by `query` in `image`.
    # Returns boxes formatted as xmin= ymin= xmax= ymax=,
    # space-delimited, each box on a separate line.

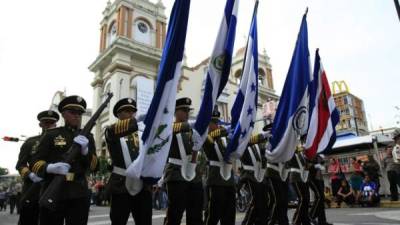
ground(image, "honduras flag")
xmin=192 ymin=0 xmax=239 ymax=151
xmin=225 ymin=1 xmax=258 ymax=160
xmin=126 ymin=0 xmax=191 ymax=184
xmin=304 ymin=49 xmax=340 ymax=159
xmin=265 ymin=11 xmax=311 ymax=163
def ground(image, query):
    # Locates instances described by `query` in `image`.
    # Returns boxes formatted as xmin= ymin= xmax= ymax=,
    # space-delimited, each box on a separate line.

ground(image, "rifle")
xmin=39 ymin=92 xmax=113 ymax=211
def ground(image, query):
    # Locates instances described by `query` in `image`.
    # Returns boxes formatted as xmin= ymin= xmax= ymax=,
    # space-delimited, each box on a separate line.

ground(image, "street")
xmin=1 ymin=207 xmax=400 ymax=225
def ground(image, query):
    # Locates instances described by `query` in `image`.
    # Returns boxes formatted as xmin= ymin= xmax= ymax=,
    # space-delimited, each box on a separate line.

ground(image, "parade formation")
xmin=4 ymin=0 xmax=400 ymax=225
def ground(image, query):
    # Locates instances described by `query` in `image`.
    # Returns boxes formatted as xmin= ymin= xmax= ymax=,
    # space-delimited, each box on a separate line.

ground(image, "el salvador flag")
xmin=192 ymin=0 xmax=239 ymax=151
xmin=225 ymin=1 xmax=258 ymax=160
xmin=304 ymin=49 xmax=340 ymax=159
xmin=266 ymin=11 xmax=311 ymax=163
xmin=126 ymin=0 xmax=191 ymax=184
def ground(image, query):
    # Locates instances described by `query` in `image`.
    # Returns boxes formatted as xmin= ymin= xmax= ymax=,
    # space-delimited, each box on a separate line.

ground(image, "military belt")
xmin=209 ymin=160 xmax=223 ymax=167
xmin=168 ymin=158 xmax=184 ymax=166
xmin=242 ymin=164 xmax=256 ymax=171
xmin=112 ymin=166 xmax=126 ymax=176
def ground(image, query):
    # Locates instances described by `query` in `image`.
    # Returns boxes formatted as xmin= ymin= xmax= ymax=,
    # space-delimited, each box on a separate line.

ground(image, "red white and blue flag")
xmin=304 ymin=49 xmax=340 ymax=159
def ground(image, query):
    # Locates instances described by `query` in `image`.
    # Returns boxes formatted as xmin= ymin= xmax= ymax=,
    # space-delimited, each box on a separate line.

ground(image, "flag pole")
xmin=395 ymin=0 xmax=400 ymax=22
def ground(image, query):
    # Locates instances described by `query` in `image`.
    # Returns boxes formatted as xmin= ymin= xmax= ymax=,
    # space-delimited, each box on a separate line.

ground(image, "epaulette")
xmin=114 ymin=119 xmax=130 ymax=135
xmin=249 ymin=134 xmax=260 ymax=145
xmin=173 ymin=122 xmax=191 ymax=133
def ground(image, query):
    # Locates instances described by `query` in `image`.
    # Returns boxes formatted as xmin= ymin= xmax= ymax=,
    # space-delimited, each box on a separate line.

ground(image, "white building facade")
xmin=89 ymin=0 xmax=279 ymax=154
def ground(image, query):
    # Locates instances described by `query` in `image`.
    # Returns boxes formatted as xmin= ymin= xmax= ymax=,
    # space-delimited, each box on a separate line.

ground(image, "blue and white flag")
xmin=127 ymin=0 xmax=191 ymax=184
xmin=192 ymin=0 xmax=239 ymax=151
xmin=265 ymin=12 xmax=311 ymax=163
xmin=225 ymin=1 xmax=258 ymax=160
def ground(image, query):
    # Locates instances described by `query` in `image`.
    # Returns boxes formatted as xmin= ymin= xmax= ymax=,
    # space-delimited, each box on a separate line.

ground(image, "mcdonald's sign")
xmin=332 ymin=80 xmax=350 ymax=94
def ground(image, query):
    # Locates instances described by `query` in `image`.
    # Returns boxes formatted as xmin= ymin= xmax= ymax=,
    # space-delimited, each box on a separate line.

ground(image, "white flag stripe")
xmin=304 ymin=65 xmax=323 ymax=149
xmin=266 ymin=88 xmax=309 ymax=162
xmin=129 ymin=62 xmax=182 ymax=179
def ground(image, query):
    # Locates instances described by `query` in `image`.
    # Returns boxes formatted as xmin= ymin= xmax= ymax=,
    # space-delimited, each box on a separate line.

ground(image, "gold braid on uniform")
xmin=90 ymin=155 xmax=98 ymax=171
xmin=32 ymin=160 xmax=46 ymax=174
xmin=114 ymin=119 xmax=130 ymax=135
xmin=249 ymin=135 xmax=260 ymax=145
xmin=207 ymin=128 xmax=226 ymax=143
xmin=19 ymin=167 xmax=30 ymax=178
xmin=173 ymin=122 xmax=182 ymax=133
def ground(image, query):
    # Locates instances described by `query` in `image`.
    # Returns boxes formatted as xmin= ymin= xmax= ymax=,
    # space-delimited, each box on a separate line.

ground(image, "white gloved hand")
xmin=46 ymin=162 xmax=71 ymax=175
xmin=28 ymin=172 xmax=43 ymax=183
xmin=74 ymin=135 xmax=89 ymax=155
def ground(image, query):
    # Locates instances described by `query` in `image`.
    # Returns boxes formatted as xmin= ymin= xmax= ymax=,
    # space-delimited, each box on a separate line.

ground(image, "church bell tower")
xmin=89 ymin=0 xmax=167 ymax=152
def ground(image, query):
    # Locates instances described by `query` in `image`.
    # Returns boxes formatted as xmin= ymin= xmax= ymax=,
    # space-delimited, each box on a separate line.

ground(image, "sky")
xmin=0 ymin=0 xmax=399 ymax=174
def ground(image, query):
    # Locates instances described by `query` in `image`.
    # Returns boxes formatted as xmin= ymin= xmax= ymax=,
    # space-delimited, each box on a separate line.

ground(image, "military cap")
xmin=211 ymin=108 xmax=221 ymax=123
xmin=58 ymin=95 xmax=87 ymax=113
xmin=113 ymin=98 xmax=137 ymax=117
xmin=393 ymin=128 xmax=400 ymax=139
xmin=37 ymin=110 xmax=59 ymax=122
xmin=175 ymin=97 xmax=192 ymax=110
xmin=262 ymin=121 xmax=273 ymax=131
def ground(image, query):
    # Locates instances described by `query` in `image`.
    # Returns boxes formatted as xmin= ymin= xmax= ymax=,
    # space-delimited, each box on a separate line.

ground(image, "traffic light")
xmin=2 ymin=136 xmax=19 ymax=142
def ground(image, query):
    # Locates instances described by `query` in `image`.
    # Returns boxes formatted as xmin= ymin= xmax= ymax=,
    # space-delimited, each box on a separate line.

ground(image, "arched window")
xmin=107 ymin=21 xmax=117 ymax=46
xmin=234 ymin=69 xmax=242 ymax=85
xmin=258 ymin=69 xmax=266 ymax=86
xmin=133 ymin=19 xmax=152 ymax=45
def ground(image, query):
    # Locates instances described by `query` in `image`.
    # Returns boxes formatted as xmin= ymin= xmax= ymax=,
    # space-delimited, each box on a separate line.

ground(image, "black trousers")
xmin=9 ymin=195 xmax=18 ymax=214
xmin=39 ymin=197 xmax=90 ymax=225
xmin=241 ymin=180 xmax=268 ymax=225
xmin=387 ymin=170 xmax=400 ymax=201
xmin=267 ymin=178 xmax=289 ymax=225
xmin=292 ymin=182 xmax=311 ymax=225
xmin=164 ymin=181 xmax=203 ymax=225
xmin=309 ymin=179 xmax=327 ymax=224
xmin=110 ymin=187 xmax=152 ymax=225
xmin=19 ymin=201 xmax=39 ymax=225
xmin=204 ymin=185 xmax=236 ymax=225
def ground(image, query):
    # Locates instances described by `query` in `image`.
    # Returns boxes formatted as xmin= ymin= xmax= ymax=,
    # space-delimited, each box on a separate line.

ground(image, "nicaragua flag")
xmin=127 ymin=0 xmax=191 ymax=184
xmin=192 ymin=0 xmax=239 ymax=151
xmin=304 ymin=49 xmax=340 ymax=159
xmin=225 ymin=1 xmax=258 ymax=160
xmin=266 ymin=11 xmax=311 ymax=163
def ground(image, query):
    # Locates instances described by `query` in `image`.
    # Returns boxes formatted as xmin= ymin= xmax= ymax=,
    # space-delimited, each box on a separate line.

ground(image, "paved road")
xmin=1 ymin=207 xmax=400 ymax=225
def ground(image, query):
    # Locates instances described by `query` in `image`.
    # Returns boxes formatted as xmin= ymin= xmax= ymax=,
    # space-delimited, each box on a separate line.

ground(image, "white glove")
xmin=28 ymin=172 xmax=43 ymax=183
xmin=74 ymin=135 xmax=89 ymax=155
xmin=46 ymin=162 xmax=71 ymax=175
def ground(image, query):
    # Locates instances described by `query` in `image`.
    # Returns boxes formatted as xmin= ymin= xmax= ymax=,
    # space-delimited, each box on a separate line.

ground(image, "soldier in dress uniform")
xmin=163 ymin=97 xmax=203 ymax=225
xmin=31 ymin=95 xmax=98 ymax=225
xmin=203 ymin=110 xmax=235 ymax=225
xmin=264 ymin=123 xmax=290 ymax=225
xmin=288 ymin=146 xmax=311 ymax=225
xmin=240 ymin=132 xmax=269 ymax=225
xmin=16 ymin=110 xmax=59 ymax=225
xmin=308 ymin=154 xmax=332 ymax=225
xmin=104 ymin=98 xmax=152 ymax=225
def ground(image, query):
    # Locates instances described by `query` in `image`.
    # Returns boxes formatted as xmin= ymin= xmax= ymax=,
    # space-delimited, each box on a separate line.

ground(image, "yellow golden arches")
xmin=19 ymin=167 xmax=30 ymax=178
xmin=32 ymin=160 xmax=46 ymax=174
xmin=332 ymin=80 xmax=350 ymax=94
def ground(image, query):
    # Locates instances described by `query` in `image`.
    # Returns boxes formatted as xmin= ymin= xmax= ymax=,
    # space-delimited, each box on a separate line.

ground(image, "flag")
xmin=192 ymin=0 xmax=239 ymax=151
xmin=225 ymin=1 xmax=258 ymax=160
xmin=304 ymin=49 xmax=340 ymax=159
xmin=127 ymin=0 xmax=191 ymax=184
xmin=265 ymin=12 xmax=311 ymax=163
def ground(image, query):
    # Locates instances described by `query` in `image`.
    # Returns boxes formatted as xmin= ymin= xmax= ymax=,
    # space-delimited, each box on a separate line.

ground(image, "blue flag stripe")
xmin=142 ymin=0 xmax=190 ymax=143
xmin=269 ymin=14 xmax=310 ymax=151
